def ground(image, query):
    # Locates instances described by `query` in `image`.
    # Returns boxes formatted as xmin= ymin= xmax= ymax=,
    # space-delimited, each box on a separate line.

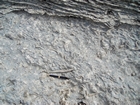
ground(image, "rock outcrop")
xmin=0 ymin=0 xmax=140 ymax=105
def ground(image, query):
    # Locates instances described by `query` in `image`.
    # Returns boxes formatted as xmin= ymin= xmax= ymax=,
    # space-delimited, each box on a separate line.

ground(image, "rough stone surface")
xmin=0 ymin=0 xmax=140 ymax=105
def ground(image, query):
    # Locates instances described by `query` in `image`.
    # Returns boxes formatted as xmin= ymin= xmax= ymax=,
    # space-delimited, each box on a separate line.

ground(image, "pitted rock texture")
xmin=0 ymin=0 xmax=140 ymax=105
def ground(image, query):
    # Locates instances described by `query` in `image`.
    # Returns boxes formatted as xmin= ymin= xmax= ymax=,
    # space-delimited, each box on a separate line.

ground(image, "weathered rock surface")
xmin=0 ymin=0 xmax=140 ymax=105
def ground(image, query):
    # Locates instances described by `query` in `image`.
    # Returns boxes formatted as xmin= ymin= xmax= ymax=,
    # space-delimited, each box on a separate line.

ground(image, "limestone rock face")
xmin=0 ymin=0 xmax=140 ymax=105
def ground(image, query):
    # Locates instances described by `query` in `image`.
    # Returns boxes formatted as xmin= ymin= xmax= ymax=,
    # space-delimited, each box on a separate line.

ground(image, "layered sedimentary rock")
xmin=0 ymin=0 xmax=140 ymax=105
